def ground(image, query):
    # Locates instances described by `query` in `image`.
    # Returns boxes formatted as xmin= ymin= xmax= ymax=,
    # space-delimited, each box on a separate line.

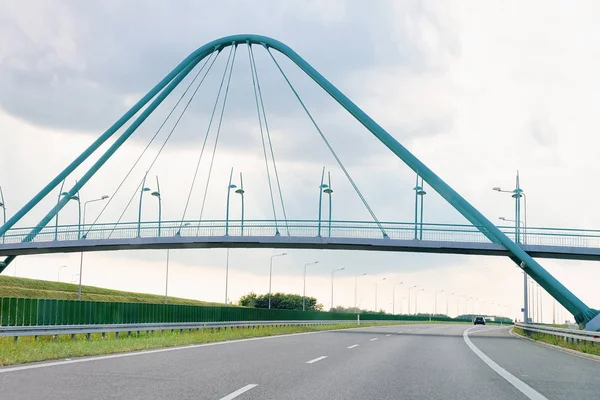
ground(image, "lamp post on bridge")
xmin=224 ymin=170 xmax=245 ymax=305
xmin=78 ymin=194 xmax=109 ymax=301
xmin=413 ymin=173 xmax=427 ymax=240
xmin=0 ymin=185 xmax=6 ymax=244
xmin=354 ymin=273 xmax=366 ymax=310
xmin=493 ymin=172 xmax=528 ymax=323
xmin=268 ymin=253 xmax=287 ymax=309
xmin=375 ymin=277 xmax=386 ymax=312
xmin=317 ymin=167 xmax=333 ymax=237
xmin=303 ymin=261 xmax=319 ymax=311
xmin=138 ymin=171 xmax=152 ymax=238
xmin=393 ymin=282 xmax=403 ymax=315
xmin=61 ymin=186 xmax=81 ymax=240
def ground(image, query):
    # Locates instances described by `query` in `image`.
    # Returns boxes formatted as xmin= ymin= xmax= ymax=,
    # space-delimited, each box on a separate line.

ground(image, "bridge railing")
xmin=2 ymin=220 xmax=600 ymax=249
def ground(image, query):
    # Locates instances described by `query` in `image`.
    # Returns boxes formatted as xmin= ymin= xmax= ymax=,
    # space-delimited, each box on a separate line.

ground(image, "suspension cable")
xmin=249 ymin=45 xmax=290 ymax=235
xmin=85 ymin=51 xmax=218 ymax=236
xmin=264 ymin=46 xmax=387 ymax=237
xmin=196 ymin=44 xmax=238 ymax=232
xmin=100 ymin=50 xmax=220 ymax=238
xmin=247 ymin=43 xmax=279 ymax=233
xmin=178 ymin=45 xmax=235 ymax=233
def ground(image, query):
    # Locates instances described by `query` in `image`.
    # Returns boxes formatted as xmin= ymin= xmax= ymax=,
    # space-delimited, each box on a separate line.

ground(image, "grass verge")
xmin=0 ymin=322 xmax=406 ymax=366
xmin=513 ymin=327 xmax=600 ymax=357
xmin=0 ymin=275 xmax=222 ymax=306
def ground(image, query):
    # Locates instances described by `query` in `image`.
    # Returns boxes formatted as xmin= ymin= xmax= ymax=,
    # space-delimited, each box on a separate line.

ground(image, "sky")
xmin=1 ymin=0 xmax=599 ymax=322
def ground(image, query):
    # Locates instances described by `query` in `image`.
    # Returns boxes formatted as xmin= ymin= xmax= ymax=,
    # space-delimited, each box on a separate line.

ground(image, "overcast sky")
xmin=1 ymin=0 xmax=599 ymax=322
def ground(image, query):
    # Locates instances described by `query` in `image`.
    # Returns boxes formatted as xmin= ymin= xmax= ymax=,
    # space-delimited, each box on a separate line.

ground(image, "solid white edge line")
xmin=219 ymin=384 xmax=258 ymax=400
xmin=370 ymin=338 xmax=378 ymax=341
xmin=0 ymin=324 xmax=389 ymax=374
xmin=347 ymin=344 xmax=359 ymax=349
xmin=463 ymin=326 xmax=548 ymax=400
xmin=306 ymin=356 xmax=327 ymax=364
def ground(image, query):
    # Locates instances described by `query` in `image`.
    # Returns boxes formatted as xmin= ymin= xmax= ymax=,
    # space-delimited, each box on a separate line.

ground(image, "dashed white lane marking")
xmin=0 ymin=326 xmax=378 ymax=374
xmin=347 ymin=344 xmax=359 ymax=349
xmin=463 ymin=327 xmax=547 ymax=400
xmin=370 ymin=338 xmax=378 ymax=341
xmin=306 ymin=356 xmax=327 ymax=364
xmin=219 ymin=384 xmax=258 ymax=400
xmin=385 ymin=334 xmax=391 ymax=337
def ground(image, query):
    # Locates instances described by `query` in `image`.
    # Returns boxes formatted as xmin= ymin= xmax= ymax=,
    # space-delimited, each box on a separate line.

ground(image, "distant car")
xmin=473 ymin=316 xmax=486 ymax=325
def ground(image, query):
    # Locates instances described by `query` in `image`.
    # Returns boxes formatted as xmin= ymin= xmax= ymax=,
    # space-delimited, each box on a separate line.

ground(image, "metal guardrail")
xmin=3 ymin=219 xmax=600 ymax=249
xmin=515 ymin=323 xmax=600 ymax=343
xmin=0 ymin=320 xmax=371 ymax=342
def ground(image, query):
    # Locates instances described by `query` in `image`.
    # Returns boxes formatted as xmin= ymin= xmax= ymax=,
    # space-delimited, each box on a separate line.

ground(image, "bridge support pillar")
xmin=585 ymin=312 xmax=600 ymax=331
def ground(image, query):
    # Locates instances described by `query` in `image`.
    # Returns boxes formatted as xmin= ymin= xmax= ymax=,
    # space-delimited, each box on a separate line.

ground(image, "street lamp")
xmin=61 ymin=191 xmax=81 ymax=240
xmin=493 ymin=172 xmax=528 ymax=324
xmin=151 ymin=176 xmax=161 ymax=236
xmin=225 ymin=168 xmax=237 ymax=236
xmin=268 ymin=253 xmax=287 ymax=309
xmin=78 ymin=194 xmax=109 ymax=301
xmin=317 ymin=167 xmax=333 ymax=237
xmin=393 ymin=282 xmax=403 ymax=314
xmin=413 ymin=173 xmax=427 ymax=240
xmin=330 ymin=267 xmax=345 ymax=310
xmin=415 ymin=288 xmax=424 ymax=315
xmin=303 ymin=261 xmax=319 ymax=311
xmin=57 ymin=265 xmax=67 ymax=282
xmin=434 ymin=290 xmax=444 ymax=315
xmin=137 ymin=171 xmax=152 ymax=238
xmin=235 ymin=172 xmax=245 ymax=236
xmin=323 ymin=172 xmax=333 ymax=237
xmin=0 ymin=185 xmax=6 ymax=244
xmin=354 ymin=273 xmax=366 ymax=309
xmin=375 ymin=277 xmax=386 ymax=312
xmin=407 ymin=285 xmax=417 ymax=315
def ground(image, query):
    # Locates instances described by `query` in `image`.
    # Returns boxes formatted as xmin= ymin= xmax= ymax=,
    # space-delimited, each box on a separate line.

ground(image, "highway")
xmin=0 ymin=324 xmax=598 ymax=399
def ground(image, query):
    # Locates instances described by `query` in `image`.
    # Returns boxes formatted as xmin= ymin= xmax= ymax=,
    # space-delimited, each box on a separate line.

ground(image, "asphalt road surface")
xmin=1 ymin=324 xmax=598 ymax=399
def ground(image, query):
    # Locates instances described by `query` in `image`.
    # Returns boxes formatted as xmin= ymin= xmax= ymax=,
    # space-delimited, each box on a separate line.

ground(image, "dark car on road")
xmin=473 ymin=316 xmax=486 ymax=325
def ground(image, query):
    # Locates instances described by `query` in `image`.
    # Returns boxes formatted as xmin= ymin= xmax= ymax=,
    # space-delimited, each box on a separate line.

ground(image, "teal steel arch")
xmin=0 ymin=34 xmax=597 ymax=325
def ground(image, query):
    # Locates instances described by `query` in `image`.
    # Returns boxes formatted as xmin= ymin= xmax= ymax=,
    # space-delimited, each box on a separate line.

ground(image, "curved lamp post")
xmin=268 ymin=252 xmax=287 ymax=309
xmin=303 ymin=261 xmax=319 ymax=311
xmin=77 ymin=194 xmax=109 ymax=301
xmin=330 ymin=267 xmax=345 ymax=310
xmin=408 ymin=285 xmax=417 ymax=315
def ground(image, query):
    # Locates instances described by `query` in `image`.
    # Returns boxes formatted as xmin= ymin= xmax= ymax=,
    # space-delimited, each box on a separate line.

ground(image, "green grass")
xmin=0 ymin=275 xmax=223 ymax=306
xmin=513 ymin=327 xmax=600 ymax=357
xmin=0 ymin=322 xmax=402 ymax=366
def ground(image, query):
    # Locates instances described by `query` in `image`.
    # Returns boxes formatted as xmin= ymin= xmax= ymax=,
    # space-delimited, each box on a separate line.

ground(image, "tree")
xmin=238 ymin=292 xmax=323 ymax=311
xmin=238 ymin=292 xmax=258 ymax=307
